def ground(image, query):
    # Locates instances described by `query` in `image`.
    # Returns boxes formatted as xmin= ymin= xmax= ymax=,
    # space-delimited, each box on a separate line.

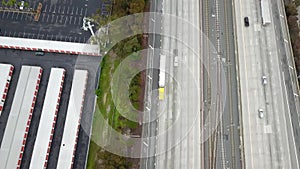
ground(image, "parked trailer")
xmin=0 ymin=66 xmax=42 ymax=169
xmin=29 ymin=68 xmax=65 ymax=169
xmin=261 ymin=0 xmax=271 ymax=26
xmin=0 ymin=64 xmax=14 ymax=115
xmin=56 ymin=70 xmax=88 ymax=169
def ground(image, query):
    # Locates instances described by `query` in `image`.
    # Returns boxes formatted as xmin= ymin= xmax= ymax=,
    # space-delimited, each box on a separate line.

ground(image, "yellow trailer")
xmin=159 ymin=87 xmax=165 ymax=100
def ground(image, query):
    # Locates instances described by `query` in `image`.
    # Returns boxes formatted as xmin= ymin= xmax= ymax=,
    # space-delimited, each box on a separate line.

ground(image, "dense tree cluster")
xmin=95 ymin=150 xmax=132 ymax=169
xmin=285 ymin=1 xmax=300 ymax=78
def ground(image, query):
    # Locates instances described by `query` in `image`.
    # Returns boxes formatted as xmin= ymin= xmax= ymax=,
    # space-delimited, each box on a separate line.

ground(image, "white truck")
xmin=261 ymin=0 xmax=271 ymax=26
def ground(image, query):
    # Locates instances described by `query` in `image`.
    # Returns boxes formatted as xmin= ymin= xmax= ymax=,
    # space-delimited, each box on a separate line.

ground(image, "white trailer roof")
xmin=159 ymin=55 xmax=166 ymax=87
xmin=56 ymin=69 xmax=88 ymax=169
xmin=0 ymin=63 xmax=14 ymax=115
xmin=261 ymin=0 xmax=271 ymax=25
xmin=29 ymin=68 xmax=65 ymax=169
xmin=0 ymin=66 xmax=42 ymax=169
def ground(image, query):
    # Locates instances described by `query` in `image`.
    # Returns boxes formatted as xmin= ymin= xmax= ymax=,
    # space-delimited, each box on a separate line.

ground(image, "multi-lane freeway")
xmin=234 ymin=0 xmax=300 ymax=168
xmin=140 ymin=0 xmax=300 ymax=169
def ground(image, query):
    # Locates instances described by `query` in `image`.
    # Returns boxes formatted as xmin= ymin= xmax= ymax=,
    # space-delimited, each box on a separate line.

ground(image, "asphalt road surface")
xmin=154 ymin=0 xmax=202 ymax=168
xmin=139 ymin=0 xmax=163 ymax=168
xmin=201 ymin=0 xmax=242 ymax=168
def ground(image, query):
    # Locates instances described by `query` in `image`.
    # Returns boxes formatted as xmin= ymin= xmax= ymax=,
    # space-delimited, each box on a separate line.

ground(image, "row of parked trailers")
xmin=0 ymin=64 xmax=89 ymax=169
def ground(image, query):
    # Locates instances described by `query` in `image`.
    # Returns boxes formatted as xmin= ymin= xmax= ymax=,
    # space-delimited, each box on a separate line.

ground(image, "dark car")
xmin=244 ymin=17 xmax=249 ymax=27
xmin=35 ymin=49 xmax=45 ymax=56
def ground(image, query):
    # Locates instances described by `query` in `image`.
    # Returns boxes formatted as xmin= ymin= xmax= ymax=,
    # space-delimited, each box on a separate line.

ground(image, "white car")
xmin=262 ymin=76 xmax=267 ymax=85
xmin=258 ymin=109 xmax=264 ymax=119
xmin=19 ymin=1 xmax=24 ymax=10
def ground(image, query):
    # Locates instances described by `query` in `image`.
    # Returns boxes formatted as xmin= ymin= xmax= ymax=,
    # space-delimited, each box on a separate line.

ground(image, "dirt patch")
xmin=103 ymin=93 xmax=107 ymax=105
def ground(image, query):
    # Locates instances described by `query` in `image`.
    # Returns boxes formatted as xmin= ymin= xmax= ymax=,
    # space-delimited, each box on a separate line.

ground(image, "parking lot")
xmin=0 ymin=0 xmax=105 ymax=43
xmin=0 ymin=49 xmax=101 ymax=168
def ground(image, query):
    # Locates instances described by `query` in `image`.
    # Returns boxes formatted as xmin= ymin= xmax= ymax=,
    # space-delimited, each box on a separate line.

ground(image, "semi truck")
xmin=159 ymin=54 xmax=166 ymax=100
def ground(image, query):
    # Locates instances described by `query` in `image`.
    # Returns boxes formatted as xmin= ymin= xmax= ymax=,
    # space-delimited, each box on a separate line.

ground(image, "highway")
xmin=201 ymin=0 xmax=242 ymax=168
xmin=154 ymin=0 xmax=202 ymax=168
xmin=234 ymin=0 xmax=300 ymax=168
xmin=271 ymin=0 xmax=300 ymax=167
xmin=139 ymin=0 xmax=163 ymax=168
xmin=141 ymin=0 xmax=300 ymax=168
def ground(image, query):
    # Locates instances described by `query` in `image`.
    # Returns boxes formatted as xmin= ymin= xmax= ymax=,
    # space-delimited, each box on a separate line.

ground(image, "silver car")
xmin=258 ymin=109 xmax=264 ymax=118
xmin=262 ymin=76 xmax=267 ymax=85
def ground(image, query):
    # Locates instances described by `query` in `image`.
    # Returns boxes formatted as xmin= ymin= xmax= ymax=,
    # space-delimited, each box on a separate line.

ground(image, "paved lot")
xmin=0 ymin=0 xmax=105 ymax=43
xmin=0 ymin=49 xmax=101 ymax=168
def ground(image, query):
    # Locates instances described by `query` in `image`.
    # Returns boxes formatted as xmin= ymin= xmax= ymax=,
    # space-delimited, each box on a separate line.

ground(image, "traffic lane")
xmin=272 ymin=0 xmax=300 ymax=167
xmin=248 ymin=3 xmax=273 ymax=168
xmin=265 ymin=18 xmax=294 ymax=169
xmin=243 ymin=0 xmax=292 ymax=168
xmin=140 ymin=0 xmax=161 ymax=168
xmin=234 ymin=0 xmax=259 ymax=168
xmin=262 ymin=3 xmax=295 ymax=166
xmin=243 ymin=29 xmax=265 ymax=169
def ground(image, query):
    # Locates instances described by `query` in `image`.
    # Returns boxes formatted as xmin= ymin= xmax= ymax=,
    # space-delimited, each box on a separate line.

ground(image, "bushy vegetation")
xmin=1 ymin=0 xmax=28 ymax=8
xmin=87 ymin=0 xmax=147 ymax=168
xmin=285 ymin=1 xmax=300 ymax=79
xmin=91 ymin=0 xmax=146 ymax=28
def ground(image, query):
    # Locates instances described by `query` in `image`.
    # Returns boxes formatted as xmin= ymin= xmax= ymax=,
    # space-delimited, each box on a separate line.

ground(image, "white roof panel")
xmin=56 ymin=69 xmax=88 ymax=169
xmin=29 ymin=68 xmax=65 ymax=169
xmin=0 ymin=63 xmax=14 ymax=115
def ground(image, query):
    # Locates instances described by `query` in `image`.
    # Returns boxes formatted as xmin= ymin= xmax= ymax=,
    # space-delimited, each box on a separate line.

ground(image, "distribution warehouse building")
xmin=0 ymin=63 xmax=89 ymax=169
xmin=0 ymin=66 xmax=42 ymax=169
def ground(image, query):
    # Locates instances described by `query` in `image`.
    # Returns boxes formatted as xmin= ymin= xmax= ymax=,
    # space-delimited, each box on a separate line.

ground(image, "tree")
xmin=288 ymin=15 xmax=299 ymax=42
xmin=2 ymin=0 xmax=7 ymax=6
xmin=129 ymin=0 xmax=145 ymax=14
xmin=96 ymin=150 xmax=132 ymax=169
xmin=285 ymin=3 xmax=298 ymax=17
